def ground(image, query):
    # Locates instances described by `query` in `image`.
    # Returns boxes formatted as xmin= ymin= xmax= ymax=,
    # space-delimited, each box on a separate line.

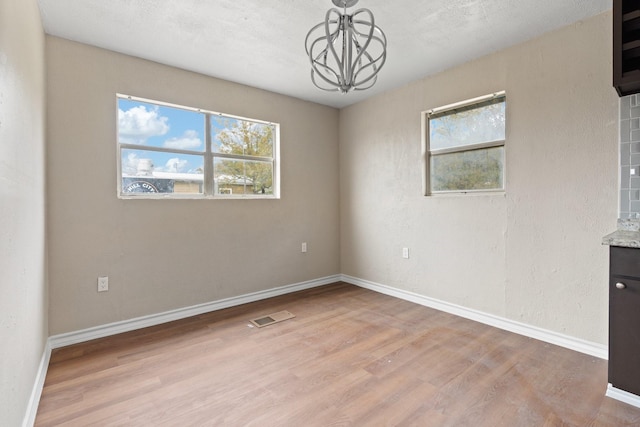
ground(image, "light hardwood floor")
xmin=36 ymin=282 xmax=640 ymax=426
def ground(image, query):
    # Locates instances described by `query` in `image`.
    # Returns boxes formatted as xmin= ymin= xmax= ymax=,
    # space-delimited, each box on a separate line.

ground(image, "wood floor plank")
xmin=36 ymin=282 xmax=640 ymax=426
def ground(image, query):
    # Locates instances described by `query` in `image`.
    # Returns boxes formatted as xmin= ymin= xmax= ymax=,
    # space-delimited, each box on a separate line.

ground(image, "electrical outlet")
xmin=97 ymin=276 xmax=109 ymax=292
xmin=301 ymin=242 xmax=307 ymax=253
xmin=402 ymin=247 xmax=409 ymax=259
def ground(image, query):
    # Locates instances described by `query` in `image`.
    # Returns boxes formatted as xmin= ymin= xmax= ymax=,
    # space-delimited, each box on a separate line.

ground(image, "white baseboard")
xmin=22 ymin=340 xmax=52 ymax=427
xmin=24 ymin=275 xmax=338 ymax=426
xmin=49 ymin=275 xmax=340 ymax=349
xmin=606 ymin=384 xmax=640 ymax=408
xmin=341 ymin=274 xmax=608 ymax=360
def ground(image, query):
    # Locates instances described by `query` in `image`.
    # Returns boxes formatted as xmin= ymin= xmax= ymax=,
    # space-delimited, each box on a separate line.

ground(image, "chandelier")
xmin=305 ymin=0 xmax=387 ymax=94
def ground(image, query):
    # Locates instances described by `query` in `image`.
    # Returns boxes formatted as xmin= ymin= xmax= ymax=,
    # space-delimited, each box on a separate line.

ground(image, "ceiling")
xmin=37 ymin=0 xmax=611 ymax=109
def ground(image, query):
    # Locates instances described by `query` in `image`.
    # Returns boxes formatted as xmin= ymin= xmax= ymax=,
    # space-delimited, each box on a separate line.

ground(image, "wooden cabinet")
xmin=609 ymin=246 xmax=640 ymax=395
xmin=614 ymin=0 xmax=640 ymax=96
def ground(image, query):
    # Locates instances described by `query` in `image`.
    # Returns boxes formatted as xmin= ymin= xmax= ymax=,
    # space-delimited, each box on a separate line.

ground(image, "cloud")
xmin=118 ymin=105 xmax=170 ymax=145
xmin=163 ymin=130 xmax=202 ymax=150
xmin=122 ymin=152 xmax=141 ymax=175
xmin=122 ymin=153 xmax=194 ymax=176
xmin=121 ymin=152 xmax=156 ymax=176
xmin=157 ymin=157 xmax=189 ymax=173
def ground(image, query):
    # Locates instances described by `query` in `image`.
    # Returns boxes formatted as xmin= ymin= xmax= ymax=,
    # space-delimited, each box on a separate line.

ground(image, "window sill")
xmin=425 ymin=190 xmax=506 ymax=198
xmin=118 ymin=194 xmax=279 ymax=200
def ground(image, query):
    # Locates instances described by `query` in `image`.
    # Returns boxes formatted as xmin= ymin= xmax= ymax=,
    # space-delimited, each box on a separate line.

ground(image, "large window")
xmin=423 ymin=92 xmax=506 ymax=195
xmin=117 ymin=95 xmax=279 ymax=198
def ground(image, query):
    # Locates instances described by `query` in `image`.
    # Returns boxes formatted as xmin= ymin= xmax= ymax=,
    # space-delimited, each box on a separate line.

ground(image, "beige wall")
xmin=44 ymin=7 xmax=618 ymax=345
xmin=0 ymin=0 xmax=48 ymax=424
xmin=340 ymin=12 xmax=618 ymax=344
xmin=46 ymin=37 xmax=340 ymax=334
xmin=1 ymin=6 xmax=620 ymax=423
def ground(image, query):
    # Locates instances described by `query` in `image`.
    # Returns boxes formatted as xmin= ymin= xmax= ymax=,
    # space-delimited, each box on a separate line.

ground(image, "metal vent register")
xmin=249 ymin=310 xmax=295 ymax=328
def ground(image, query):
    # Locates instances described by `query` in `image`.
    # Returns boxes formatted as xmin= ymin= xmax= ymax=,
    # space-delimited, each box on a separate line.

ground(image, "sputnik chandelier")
xmin=305 ymin=0 xmax=387 ymax=94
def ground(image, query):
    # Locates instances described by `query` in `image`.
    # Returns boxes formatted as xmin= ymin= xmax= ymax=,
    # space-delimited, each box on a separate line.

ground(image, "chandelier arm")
xmin=349 ymin=25 xmax=386 ymax=87
xmin=352 ymin=72 xmax=378 ymax=90
xmin=310 ymin=70 xmax=341 ymax=92
xmin=348 ymin=14 xmax=387 ymax=83
xmin=344 ymin=16 xmax=354 ymax=86
xmin=304 ymin=23 xmax=323 ymax=55
xmin=350 ymin=57 xmax=386 ymax=88
xmin=309 ymin=32 xmax=346 ymax=90
xmin=323 ymin=8 xmax=347 ymax=89
xmin=352 ymin=79 xmax=377 ymax=91
xmin=347 ymin=8 xmax=376 ymax=72
xmin=309 ymin=28 xmax=339 ymax=62
xmin=311 ymin=54 xmax=342 ymax=83
xmin=351 ymin=53 xmax=378 ymax=90
xmin=311 ymin=62 xmax=342 ymax=90
xmin=351 ymin=49 xmax=385 ymax=87
xmin=351 ymin=21 xmax=387 ymax=47
xmin=305 ymin=19 xmax=341 ymax=56
xmin=307 ymin=20 xmax=341 ymax=77
xmin=352 ymin=33 xmax=386 ymax=69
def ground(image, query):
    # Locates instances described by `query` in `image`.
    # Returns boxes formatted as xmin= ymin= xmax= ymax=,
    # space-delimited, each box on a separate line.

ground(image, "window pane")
xmin=429 ymin=98 xmax=505 ymax=150
xmin=121 ymin=149 xmax=204 ymax=195
xmin=116 ymin=95 xmax=280 ymax=199
xmin=214 ymin=158 xmax=273 ymax=195
xmin=211 ymin=116 xmax=273 ymax=157
xmin=118 ymin=99 xmax=205 ymax=152
xmin=430 ymin=146 xmax=504 ymax=192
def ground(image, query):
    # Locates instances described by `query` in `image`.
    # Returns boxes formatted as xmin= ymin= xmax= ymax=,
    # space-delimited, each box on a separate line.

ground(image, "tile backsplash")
xmin=620 ymin=94 xmax=640 ymax=219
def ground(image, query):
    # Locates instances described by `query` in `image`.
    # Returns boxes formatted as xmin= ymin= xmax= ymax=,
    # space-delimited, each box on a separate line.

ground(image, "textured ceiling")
xmin=37 ymin=0 xmax=611 ymax=108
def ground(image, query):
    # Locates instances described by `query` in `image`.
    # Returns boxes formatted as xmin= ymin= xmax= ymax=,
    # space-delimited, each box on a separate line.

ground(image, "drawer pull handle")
xmin=616 ymin=282 xmax=627 ymax=290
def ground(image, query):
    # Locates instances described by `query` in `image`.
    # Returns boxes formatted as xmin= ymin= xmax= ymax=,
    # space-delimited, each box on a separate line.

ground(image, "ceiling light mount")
xmin=332 ymin=0 xmax=359 ymax=7
xmin=305 ymin=0 xmax=387 ymax=94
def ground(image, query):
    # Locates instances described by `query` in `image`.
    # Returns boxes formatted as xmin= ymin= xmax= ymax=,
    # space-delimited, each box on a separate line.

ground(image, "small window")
xmin=117 ymin=95 xmax=279 ymax=199
xmin=423 ymin=92 xmax=506 ymax=195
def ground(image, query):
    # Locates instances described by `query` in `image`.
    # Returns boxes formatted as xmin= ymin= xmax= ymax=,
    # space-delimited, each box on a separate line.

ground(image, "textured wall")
xmin=46 ymin=37 xmax=340 ymax=334
xmin=340 ymin=12 xmax=618 ymax=344
xmin=0 ymin=0 xmax=48 ymax=425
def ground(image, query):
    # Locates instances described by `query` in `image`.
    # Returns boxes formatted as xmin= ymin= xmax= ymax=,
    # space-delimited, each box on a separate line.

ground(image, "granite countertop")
xmin=602 ymin=219 xmax=640 ymax=248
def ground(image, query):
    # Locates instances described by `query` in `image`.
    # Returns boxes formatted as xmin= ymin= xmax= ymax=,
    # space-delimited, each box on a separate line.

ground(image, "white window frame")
xmin=421 ymin=91 xmax=506 ymax=196
xmin=117 ymin=94 xmax=280 ymax=199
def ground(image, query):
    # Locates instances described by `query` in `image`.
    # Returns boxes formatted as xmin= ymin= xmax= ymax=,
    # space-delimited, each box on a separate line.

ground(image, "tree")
xmin=215 ymin=119 xmax=274 ymax=194
xmin=430 ymin=99 xmax=505 ymax=150
xmin=429 ymin=98 xmax=505 ymax=191
xmin=431 ymin=148 xmax=503 ymax=191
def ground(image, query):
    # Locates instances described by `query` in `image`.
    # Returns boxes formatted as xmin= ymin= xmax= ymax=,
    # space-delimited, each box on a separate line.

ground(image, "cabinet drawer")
xmin=610 ymin=246 xmax=640 ymax=277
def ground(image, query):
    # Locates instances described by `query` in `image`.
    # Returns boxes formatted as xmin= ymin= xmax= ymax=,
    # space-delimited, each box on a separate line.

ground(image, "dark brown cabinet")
xmin=609 ymin=246 xmax=640 ymax=395
xmin=614 ymin=0 xmax=640 ymax=96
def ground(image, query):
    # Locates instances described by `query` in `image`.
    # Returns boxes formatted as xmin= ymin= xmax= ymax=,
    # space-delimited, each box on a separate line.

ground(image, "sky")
xmin=118 ymin=98 xmax=206 ymax=176
xmin=118 ymin=98 xmax=275 ymax=180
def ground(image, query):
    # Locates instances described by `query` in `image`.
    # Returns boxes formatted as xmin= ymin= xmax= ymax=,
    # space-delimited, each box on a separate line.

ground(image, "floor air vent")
xmin=250 ymin=310 xmax=295 ymax=328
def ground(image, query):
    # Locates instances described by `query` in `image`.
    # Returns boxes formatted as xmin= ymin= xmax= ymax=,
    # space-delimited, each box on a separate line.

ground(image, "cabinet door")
xmin=609 ymin=275 xmax=640 ymax=395
xmin=614 ymin=0 xmax=640 ymax=96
